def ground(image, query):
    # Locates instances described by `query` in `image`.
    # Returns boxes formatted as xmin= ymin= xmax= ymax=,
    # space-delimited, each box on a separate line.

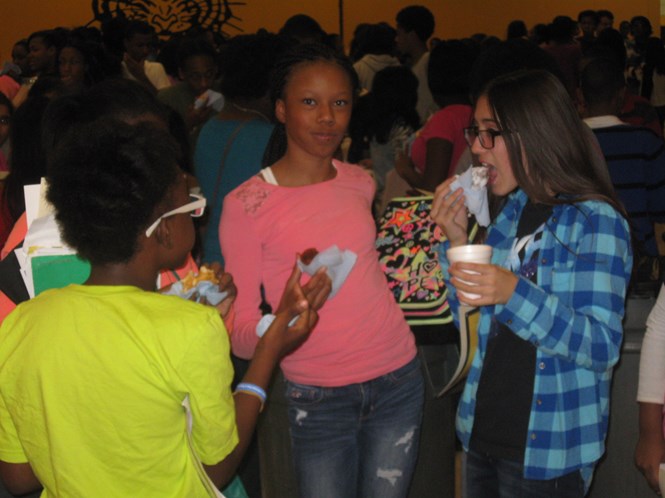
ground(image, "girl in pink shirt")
xmin=220 ymin=44 xmax=423 ymax=498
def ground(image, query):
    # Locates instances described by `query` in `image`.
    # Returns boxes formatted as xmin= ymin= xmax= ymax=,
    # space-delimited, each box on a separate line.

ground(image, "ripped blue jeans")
xmin=285 ymin=356 xmax=424 ymax=498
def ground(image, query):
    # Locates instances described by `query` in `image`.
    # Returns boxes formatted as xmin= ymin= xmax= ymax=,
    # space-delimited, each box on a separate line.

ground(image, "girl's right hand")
xmin=301 ymin=266 xmax=332 ymax=311
xmin=430 ymin=177 xmax=469 ymax=247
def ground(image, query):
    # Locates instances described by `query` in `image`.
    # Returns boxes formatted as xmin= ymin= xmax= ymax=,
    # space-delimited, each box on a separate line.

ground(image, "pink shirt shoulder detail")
xmin=231 ymin=177 xmax=273 ymax=216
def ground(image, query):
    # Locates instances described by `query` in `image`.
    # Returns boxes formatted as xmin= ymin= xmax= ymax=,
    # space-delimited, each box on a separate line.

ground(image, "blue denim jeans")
xmin=285 ymin=356 xmax=424 ymax=498
xmin=465 ymin=449 xmax=585 ymax=498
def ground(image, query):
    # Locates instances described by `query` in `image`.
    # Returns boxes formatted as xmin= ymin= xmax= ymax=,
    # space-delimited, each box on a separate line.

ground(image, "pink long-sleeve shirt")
xmin=220 ymin=160 xmax=416 ymax=386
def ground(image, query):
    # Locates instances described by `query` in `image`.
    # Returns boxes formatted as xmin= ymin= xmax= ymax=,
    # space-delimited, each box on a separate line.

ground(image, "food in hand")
xmin=181 ymin=265 xmax=219 ymax=291
xmin=300 ymin=248 xmax=319 ymax=265
xmin=470 ymin=166 xmax=489 ymax=189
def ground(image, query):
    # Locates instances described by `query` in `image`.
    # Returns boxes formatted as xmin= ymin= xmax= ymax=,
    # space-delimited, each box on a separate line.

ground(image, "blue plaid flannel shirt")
xmin=439 ymin=188 xmax=632 ymax=490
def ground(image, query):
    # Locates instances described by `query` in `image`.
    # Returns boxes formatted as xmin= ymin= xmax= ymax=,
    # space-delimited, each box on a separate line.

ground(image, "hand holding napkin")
xmin=297 ymin=245 xmax=357 ymax=299
xmin=449 ymin=166 xmax=490 ymax=227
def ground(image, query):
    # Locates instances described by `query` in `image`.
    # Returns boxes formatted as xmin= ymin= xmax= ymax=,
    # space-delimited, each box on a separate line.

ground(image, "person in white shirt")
xmin=352 ymin=23 xmax=401 ymax=93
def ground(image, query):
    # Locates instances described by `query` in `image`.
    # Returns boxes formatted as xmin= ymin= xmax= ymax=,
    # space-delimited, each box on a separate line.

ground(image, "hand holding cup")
xmin=446 ymin=244 xmax=492 ymax=303
xmin=447 ymin=244 xmax=520 ymax=306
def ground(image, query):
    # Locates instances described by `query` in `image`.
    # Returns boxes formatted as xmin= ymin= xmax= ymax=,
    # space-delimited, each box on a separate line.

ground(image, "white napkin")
xmin=163 ymin=280 xmax=228 ymax=305
xmin=194 ymin=89 xmax=225 ymax=112
xmin=450 ymin=166 xmax=490 ymax=227
xmin=297 ymin=245 xmax=357 ymax=299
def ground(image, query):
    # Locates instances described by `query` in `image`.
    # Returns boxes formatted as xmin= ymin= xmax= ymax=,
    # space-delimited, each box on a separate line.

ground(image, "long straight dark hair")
xmin=482 ymin=69 xmax=627 ymax=218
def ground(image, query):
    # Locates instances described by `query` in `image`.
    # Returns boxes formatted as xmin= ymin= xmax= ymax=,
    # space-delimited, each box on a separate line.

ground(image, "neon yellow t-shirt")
xmin=0 ymin=285 xmax=238 ymax=497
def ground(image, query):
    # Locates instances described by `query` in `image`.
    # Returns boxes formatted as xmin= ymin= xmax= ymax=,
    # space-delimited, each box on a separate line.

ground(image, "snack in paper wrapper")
xmin=181 ymin=265 xmax=219 ymax=291
xmin=449 ymin=165 xmax=491 ymax=227
xmin=297 ymin=245 xmax=357 ymax=299
xmin=164 ymin=265 xmax=227 ymax=305
xmin=300 ymin=248 xmax=319 ymax=265
xmin=470 ymin=166 xmax=488 ymax=189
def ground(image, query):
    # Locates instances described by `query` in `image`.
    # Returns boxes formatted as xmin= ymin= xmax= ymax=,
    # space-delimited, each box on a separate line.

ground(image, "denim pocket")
xmin=285 ymin=381 xmax=325 ymax=405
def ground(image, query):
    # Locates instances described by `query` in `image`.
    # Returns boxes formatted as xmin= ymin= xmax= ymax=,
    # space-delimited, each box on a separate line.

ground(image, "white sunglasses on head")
xmin=145 ymin=193 xmax=206 ymax=237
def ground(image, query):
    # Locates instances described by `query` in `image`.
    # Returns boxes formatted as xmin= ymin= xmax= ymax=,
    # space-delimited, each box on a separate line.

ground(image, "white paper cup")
xmin=446 ymin=244 xmax=493 ymax=302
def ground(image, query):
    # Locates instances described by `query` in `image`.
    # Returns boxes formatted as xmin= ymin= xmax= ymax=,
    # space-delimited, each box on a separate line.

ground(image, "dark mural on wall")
xmin=90 ymin=0 xmax=246 ymax=39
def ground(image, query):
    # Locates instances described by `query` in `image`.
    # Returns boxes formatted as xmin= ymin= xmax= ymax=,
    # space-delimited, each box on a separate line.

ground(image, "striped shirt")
xmin=586 ymin=116 xmax=665 ymax=256
xmin=438 ymin=188 xmax=632 ymax=490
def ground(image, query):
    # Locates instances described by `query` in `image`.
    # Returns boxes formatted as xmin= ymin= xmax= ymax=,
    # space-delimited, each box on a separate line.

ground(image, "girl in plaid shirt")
xmin=432 ymin=69 xmax=632 ymax=497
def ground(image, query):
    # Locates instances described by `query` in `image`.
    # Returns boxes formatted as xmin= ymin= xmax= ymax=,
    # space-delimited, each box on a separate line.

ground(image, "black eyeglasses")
xmin=0 ymin=117 xmax=9 ymax=125
xmin=463 ymin=125 xmax=508 ymax=149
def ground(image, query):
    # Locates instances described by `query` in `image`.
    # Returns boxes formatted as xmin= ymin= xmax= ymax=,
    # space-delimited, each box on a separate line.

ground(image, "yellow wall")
xmin=0 ymin=0 xmax=660 ymax=61
xmin=345 ymin=1 xmax=660 ymax=42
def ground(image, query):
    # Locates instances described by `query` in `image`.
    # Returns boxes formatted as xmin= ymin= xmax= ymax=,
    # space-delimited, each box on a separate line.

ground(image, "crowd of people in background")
xmin=1 ymin=10 xmax=664 ymax=256
xmin=0 ymin=5 xmax=665 ymax=498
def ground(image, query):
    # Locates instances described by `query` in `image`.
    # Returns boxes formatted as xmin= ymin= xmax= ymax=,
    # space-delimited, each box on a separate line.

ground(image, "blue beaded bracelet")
xmin=234 ymin=382 xmax=267 ymax=412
